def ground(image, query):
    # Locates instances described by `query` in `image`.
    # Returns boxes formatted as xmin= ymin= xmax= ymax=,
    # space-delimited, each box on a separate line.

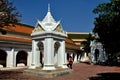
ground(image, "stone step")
xmin=0 ymin=67 xmax=28 ymax=71
xmin=24 ymin=68 xmax=73 ymax=78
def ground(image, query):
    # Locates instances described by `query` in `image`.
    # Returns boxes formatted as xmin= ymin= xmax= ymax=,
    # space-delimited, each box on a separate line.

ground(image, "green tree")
xmin=93 ymin=0 xmax=120 ymax=55
xmin=0 ymin=0 xmax=21 ymax=34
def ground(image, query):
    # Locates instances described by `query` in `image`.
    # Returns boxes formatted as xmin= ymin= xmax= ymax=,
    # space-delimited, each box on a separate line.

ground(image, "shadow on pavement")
xmin=0 ymin=70 xmax=24 ymax=79
xmin=82 ymin=61 xmax=120 ymax=67
xmin=89 ymin=72 xmax=120 ymax=80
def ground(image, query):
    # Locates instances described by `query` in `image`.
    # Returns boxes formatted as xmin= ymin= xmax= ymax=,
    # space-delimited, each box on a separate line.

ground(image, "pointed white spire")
xmin=38 ymin=4 xmax=63 ymax=31
xmin=42 ymin=4 xmax=56 ymax=23
xmin=48 ymin=3 xmax=50 ymax=12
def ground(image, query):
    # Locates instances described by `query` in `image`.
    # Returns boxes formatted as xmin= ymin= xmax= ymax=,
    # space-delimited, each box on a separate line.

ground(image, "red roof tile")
xmin=2 ymin=23 xmax=34 ymax=34
xmin=0 ymin=36 xmax=32 ymax=43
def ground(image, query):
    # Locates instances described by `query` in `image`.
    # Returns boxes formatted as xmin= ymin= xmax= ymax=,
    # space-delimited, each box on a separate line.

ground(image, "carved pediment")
xmin=33 ymin=24 xmax=44 ymax=32
xmin=54 ymin=24 xmax=63 ymax=33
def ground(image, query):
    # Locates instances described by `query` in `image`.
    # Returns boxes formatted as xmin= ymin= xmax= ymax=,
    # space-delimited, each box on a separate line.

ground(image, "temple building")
xmin=66 ymin=32 xmax=89 ymax=49
xmin=0 ymin=5 xmax=81 ymax=69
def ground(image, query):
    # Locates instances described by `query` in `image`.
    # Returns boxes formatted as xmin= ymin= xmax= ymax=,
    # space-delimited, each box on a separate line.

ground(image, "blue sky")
xmin=12 ymin=0 xmax=109 ymax=32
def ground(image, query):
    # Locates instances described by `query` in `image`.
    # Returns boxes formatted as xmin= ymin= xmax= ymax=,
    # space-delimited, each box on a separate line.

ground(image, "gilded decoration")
xmin=34 ymin=24 xmax=44 ymax=32
xmin=54 ymin=24 xmax=63 ymax=33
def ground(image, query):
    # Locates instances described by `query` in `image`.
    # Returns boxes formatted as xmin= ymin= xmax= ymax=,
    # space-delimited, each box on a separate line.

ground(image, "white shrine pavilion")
xmin=30 ymin=5 xmax=67 ymax=70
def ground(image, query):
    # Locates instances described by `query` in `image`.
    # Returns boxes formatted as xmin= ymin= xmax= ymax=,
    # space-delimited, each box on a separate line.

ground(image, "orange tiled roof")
xmin=0 ymin=36 xmax=32 ymax=43
xmin=65 ymin=37 xmax=80 ymax=50
xmin=2 ymin=23 xmax=34 ymax=34
xmin=0 ymin=23 xmax=80 ymax=50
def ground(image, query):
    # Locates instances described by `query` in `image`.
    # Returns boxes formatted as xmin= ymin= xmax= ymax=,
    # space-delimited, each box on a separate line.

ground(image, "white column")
xmin=14 ymin=51 xmax=17 ymax=67
xmin=78 ymin=53 xmax=81 ymax=62
xmin=54 ymin=52 xmax=58 ymax=65
xmin=42 ymin=38 xmax=55 ymax=70
xmin=36 ymin=47 xmax=40 ymax=67
xmin=12 ymin=48 xmax=15 ymax=67
xmin=74 ymin=53 xmax=78 ymax=63
xmin=29 ymin=40 xmax=37 ymax=69
xmin=58 ymin=41 xmax=67 ymax=68
xmin=27 ymin=51 xmax=32 ymax=67
xmin=64 ymin=52 xmax=68 ymax=65
xmin=7 ymin=48 xmax=14 ymax=67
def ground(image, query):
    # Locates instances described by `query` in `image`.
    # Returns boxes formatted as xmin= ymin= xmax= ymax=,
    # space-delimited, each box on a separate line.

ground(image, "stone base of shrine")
xmin=24 ymin=67 xmax=73 ymax=78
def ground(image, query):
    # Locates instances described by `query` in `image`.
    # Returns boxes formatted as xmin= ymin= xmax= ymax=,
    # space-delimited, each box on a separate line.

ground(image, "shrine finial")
xmin=48 ymin=3 xmax=50 ymax=12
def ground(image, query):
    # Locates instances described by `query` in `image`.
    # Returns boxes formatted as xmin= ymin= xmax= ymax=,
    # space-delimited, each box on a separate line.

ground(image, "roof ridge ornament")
xmin=48 ymin=3 xmax=50 ymax=12
xmin=42 ymin=4 xmax=56 ymax=23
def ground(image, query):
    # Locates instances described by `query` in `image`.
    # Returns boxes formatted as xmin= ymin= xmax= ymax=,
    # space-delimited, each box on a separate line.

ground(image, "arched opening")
xmin=0 ymin=49 xmax=7 ymax=67
xmin=95 ymin=49 xmax=99 ymax=62
xmin=16 ymin=50 xmax=28 ymax=66
xmin=117 ymin=54 xmax=120 ymax=63
xmin=67 ymin=53 xmax=70 ymax=61
xmin=37 ymin=42 xmax=44 ymax=67
xmin=54 ymin=42 xmax=60 ymax=65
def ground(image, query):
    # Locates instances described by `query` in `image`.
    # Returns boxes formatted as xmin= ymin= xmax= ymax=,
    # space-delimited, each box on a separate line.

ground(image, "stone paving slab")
xmin=0 ymin=63 xmax=120 ymax=80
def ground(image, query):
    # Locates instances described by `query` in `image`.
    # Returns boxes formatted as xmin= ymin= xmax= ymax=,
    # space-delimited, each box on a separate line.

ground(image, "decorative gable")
xmin=33 ymin=24 xmax=44 ymax=32
xmin=54 ymin=24 xmax=63 ymax=33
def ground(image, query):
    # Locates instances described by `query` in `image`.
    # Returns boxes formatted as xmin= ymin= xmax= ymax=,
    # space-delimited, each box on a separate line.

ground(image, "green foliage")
xmin=93 ymin=0 xmax=120 ymax=54
xmin=0 ymin=0 xmax=21 ymax=27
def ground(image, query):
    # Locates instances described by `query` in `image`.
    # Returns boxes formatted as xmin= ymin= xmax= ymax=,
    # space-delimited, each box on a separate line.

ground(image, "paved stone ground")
xmin=0 ymin=63 xmax=120 ymax=80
